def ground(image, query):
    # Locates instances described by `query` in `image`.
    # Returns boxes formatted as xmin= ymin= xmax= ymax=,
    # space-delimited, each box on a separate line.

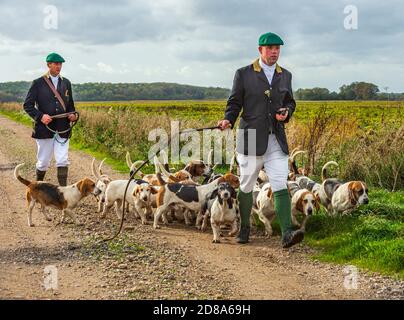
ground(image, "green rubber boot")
xmin=236 ymin=190 xmax=253 ymax=243
xmin=274 ymin=189 xmax=304 ymax=248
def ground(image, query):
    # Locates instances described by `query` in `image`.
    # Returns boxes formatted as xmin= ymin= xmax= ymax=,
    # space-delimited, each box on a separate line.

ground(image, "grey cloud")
xmin=0 ymin=0 xmax=197 ymax=45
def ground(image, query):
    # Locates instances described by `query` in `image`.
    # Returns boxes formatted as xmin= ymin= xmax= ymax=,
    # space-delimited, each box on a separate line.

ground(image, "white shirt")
xmin=49 ymin=74 xmax=60 ymax=89
xmin=259 ymin=58 xmax=276 ymax=85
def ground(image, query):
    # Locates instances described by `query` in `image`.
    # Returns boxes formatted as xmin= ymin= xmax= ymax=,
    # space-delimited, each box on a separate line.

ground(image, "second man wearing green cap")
xmin=23 ymin=53 xmax=77 ymax=186
xmin=218 ymin=32 xmax=304 ymax=248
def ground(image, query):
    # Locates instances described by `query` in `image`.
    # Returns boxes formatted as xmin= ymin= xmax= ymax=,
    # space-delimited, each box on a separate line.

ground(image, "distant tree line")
xmin=0 ymin=80 xmax=403 ymax=102
xmin=0 ymin=81 xmax=231 ymax=102
xmin=294 ymin=82 xmax=404 ymax=100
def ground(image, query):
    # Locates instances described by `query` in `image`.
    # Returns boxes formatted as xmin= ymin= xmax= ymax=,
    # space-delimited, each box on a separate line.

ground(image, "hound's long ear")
xmin=315 ymin=194 xmax=321 ymax=211
xmin=186 ymin=163 xmax=197 ymax=177
xmin=295 ymin=195 xmax=304 ymax=212
xmin=77 ymin=179 xmax=90 ymax=195
xmin=132 ymin=185 xmax=140 ymax=197
xmin=314 ymin=197 xmax=320 ymax=211
xmin=77 ymin=180 xmax=84 ymax=193
xmin=230 ymin=186 xmax=237 ymax=199
xmin=209 ymin=188 xmax=219 ymax=200
xmin=348 ymin=182 xmax=357 ymax=205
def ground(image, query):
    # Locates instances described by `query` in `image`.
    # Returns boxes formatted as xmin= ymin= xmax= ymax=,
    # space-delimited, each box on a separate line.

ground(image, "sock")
xmin=274 ymin=189 xmax=292 ymax=235
xmin=237 ymin=190 xmax=253 ymax=228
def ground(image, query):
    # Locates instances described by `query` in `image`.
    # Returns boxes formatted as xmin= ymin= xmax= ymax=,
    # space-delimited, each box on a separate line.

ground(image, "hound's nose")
xmin=223 ymin=192 xmax=230 ymax=199
xmin=307 ymin=208 xmax=313 ymax=215
xmin=364 ymin=198 xmax=369 ymax=204
xmin=142 ymin=196 xmax=148 ymax=201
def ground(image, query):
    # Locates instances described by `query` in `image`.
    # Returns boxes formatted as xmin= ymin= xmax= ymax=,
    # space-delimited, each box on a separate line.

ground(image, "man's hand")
xmin=275 ymin=108 xmax=288 ymax=122
xmin=217 ymin=119 xmax=231 ymax=130
xmin=41 ymin=114 xmax=52 ymax=125
xmin=68 ymin=113 xmax=78 ymax=122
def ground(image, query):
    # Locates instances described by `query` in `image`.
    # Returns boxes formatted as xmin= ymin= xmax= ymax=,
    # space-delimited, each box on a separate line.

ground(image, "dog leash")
xmin=45 ymin=111 xmax=80 ymax=144
xmin=102 ymin=125 xmax=221 ymax=242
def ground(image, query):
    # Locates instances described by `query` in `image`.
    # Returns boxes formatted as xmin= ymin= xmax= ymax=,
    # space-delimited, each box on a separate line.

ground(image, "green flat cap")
xmin=258 ymin=32 xmax=284 ymax=46
xmin=46 ymin=52 xmax=65 ymax=63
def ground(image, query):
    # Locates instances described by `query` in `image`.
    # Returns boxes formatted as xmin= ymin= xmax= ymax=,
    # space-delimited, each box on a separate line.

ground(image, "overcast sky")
xmin=0 ymin=0 xmax=403 ymax=92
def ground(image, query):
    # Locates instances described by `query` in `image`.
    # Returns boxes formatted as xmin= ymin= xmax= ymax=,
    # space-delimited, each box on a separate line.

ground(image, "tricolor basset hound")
xmin=202 ymin=182 xmax=240 ymax=243
xmin=153 ymin=172 xmax=240 ymax=229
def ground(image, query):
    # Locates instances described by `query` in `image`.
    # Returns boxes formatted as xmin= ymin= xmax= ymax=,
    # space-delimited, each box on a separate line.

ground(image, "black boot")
xmin=57 ymin=166 xmax=68 ymax=186
xmin=36 ymin=169 xmax=46 ymax=181
xmin=281 ymin=229 xmax=305 ymax=248
xmin=236 ymin=225 xmax=250 ymax=244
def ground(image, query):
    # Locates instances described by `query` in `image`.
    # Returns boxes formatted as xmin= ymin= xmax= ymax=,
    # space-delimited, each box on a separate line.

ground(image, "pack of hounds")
xmin=14 ymin=148 xmax=369 ymax=244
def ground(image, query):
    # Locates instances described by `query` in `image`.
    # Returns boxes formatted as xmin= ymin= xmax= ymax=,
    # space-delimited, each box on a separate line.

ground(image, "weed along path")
xmin=0 ymin=114 xmax=402 ymax=300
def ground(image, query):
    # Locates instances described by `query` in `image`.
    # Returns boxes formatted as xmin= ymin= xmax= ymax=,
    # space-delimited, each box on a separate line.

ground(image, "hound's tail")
xmin=321 ymin=161 xmax=339 ymax=181
xmin=14 ymin=163 xmax=31 ymax=186
xmin=125 ymin=151 xmax=133 ymax=169
xmin=156 ymin=150 xmax=170 ymax=174
xmin=156 ymin=159 xmax=181 ymax=183
xmin=131 ymin=160 xmax=145 ymax=178
xmin=289 ymin=150 xmax=306 ymax=174
xmin=156 ymin=172 xmax=167 ymax=186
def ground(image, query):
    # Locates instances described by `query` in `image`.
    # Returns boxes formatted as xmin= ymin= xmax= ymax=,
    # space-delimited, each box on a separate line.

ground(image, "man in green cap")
xmin=23 ymin=53 xmax=77 ymax=186
xmin=218 ymin=32 xmax=304 ymax=248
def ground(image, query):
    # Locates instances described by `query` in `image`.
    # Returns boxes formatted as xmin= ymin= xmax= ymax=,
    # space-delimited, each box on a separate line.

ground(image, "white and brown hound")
xmin=291 ymin=188 xmax=320 ymax=230
xmin=14 ymin=163 xmax=100 ymax=226
xmin=101 ymin=178 xmax=157 ymax=219
xmin=91 ymin=158 xmax=112 ymax=213
xmin=131 ymin=181 xmax=159 ymax=224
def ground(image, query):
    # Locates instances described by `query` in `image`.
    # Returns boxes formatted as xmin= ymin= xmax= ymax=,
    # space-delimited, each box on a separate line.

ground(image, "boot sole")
xmin=236 ymin=239 xmax=249 ymax=244
xmin=282 ymin=231 xmax=304 ymax=248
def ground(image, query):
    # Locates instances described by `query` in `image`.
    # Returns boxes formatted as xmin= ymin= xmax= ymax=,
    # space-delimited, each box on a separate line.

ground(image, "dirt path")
xmin=0 ymin=115 xmax=402 ymax=300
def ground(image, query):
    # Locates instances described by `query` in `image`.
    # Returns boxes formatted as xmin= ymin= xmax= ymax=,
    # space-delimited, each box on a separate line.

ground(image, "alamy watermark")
xmin=343 ymin=265 xmax=359 ymax=289
xmin=147 ymin=121 xmax=261 ymax=170
xmin=43 ymin=265 xmax=58 ymax=290
xmin=344 ymin=5 xmax=358 ymax=30
xmin=43 ymin=5 xmax=58 ymax=30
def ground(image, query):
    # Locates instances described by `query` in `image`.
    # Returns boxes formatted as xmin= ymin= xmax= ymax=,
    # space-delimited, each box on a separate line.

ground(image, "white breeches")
xmin=35 ymin=135 xmax=70 ymax=171
xmin=237 ymin=134 xmax=289 ymax=193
